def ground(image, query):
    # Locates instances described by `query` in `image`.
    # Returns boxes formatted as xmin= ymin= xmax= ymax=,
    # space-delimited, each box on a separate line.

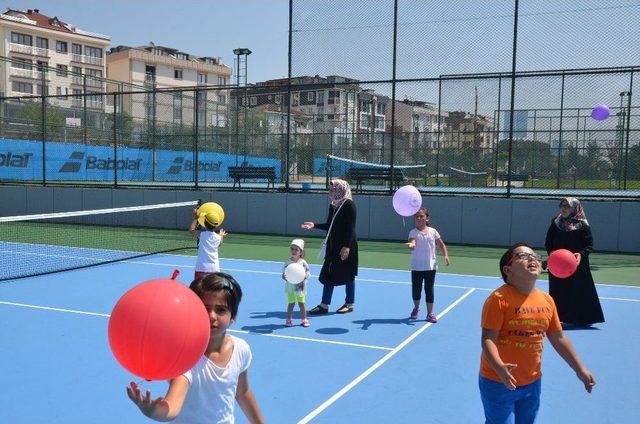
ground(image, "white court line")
xmin=297 ymin=288 xmax=477 ymax=424
xmin=228 ymin=329 xmax=392 ymax=351
xmin=0 ymin=300 xmax=110 ymax=317
xmin=163 ymin=253 xmax=640 ymax=290
xmin=0 ymin=300 xmax=392 ymax=351
xmin=128 ymin=260 xmax=640 ymax=301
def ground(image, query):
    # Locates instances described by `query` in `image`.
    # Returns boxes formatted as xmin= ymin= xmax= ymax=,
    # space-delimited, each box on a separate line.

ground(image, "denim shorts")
xmin=479 ymin=375 xmax=541 ymax=424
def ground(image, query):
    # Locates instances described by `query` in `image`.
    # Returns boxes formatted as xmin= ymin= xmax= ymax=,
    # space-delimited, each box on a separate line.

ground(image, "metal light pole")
xmin=233 ymin=48 xmax=252 ymax=166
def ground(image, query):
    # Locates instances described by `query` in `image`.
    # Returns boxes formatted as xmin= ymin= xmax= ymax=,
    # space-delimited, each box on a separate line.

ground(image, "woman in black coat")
xmin=302 ymin=179 xmax=358 ymax=315
xmin=545 ymin=197 xmax=604 ymax=326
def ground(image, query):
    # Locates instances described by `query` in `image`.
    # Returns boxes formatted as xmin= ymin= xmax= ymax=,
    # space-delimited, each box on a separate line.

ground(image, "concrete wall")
xmin=1 ymin=185 xmax=638 ymax=252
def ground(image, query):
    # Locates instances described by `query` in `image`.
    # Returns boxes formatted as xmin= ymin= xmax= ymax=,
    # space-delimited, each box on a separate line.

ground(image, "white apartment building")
xmin=0 ymin=8 xmax=110 ymax=109
xmin=107 ymin=43 xmax=232 ymax=127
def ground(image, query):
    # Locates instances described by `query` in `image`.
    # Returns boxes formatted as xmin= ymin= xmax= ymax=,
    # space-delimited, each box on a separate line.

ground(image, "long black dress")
xmin=314 ymin=199 xmax=358 ymax=286
xmin=545 ymin=220 xmax=605 ymax=326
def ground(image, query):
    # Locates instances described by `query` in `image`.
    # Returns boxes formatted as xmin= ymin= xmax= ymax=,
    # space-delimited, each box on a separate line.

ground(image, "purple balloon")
xmin=392 ymin=185 xmax=422 ymax=217
xmin=591 ymin=104 xmax=610 ymax=121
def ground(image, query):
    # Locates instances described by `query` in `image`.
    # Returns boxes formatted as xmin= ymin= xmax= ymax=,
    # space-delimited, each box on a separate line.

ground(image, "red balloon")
xmin=547 ymin=249 xmax=578 ymax=279
xmin=108 ymin=279 xmax=210 ymax=380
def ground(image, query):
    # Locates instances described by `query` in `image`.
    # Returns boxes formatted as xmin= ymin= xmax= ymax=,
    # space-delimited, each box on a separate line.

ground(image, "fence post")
xmin=113 ymin=93 xmax=118 ymax=187
xmin=623 ymin=70 xmax=634 ymax=190
xmin=556 ymin=72 xmax=566 ymax=189
xmin=194 ymin=88 xmax=200 ymax=190
xmin=493 ymin=76 xmax=502 ymax=187
xmin=389 ymin=0 xmax=399 ymax=194
xmin=435 ymin=78 xmax=442 ymax=186
xmin=41 ymin=68 xmax=47 ymax=186
xmin=506 ymin=0 xmax=520 ymax=198
xmin=83 ymin=75 xmax=87 ymax=145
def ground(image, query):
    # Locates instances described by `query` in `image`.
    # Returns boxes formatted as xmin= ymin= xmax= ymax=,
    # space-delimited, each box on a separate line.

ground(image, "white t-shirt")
xmin=195 ymin=231 xmax=222 ymax=272
xmin=408 ymin=227 xmax=441 ymax=271
xmin=174 ymin=335 xmax=252 ymax=424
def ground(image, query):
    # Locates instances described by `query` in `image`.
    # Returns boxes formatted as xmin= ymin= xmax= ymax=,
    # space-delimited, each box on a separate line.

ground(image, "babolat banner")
xmin=0 ymin=138 xmax=281 ymax=182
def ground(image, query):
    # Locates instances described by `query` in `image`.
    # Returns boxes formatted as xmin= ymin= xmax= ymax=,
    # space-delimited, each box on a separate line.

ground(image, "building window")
xmin=36 ymin=61 xmax=48 ymax=72
xmin=56 ymin=41 xmax=68 ymax=53
xmin=12 ymin=58 xmax=32 ymax=70
xmin=176 ymin=53 xmax=188 ymax=60
xmin=86 ymin=68 xmax=102 ymax=78
xmin=250 ymin=96 xmax=257 ymax=106
xmin=328 ymin=90 xmax=340 ymax=105
xmin=375 ymin=116 xmax=385 ymax=130
xmin=84 ymin=46 xmax=102 ymax=58
xmin=11 ymin=32 xmax=32 ymax=46
xmin=218 ymin=94 xmax=226 ymax=104
xmin=317 ymin=106 xmax=324 ymax=122
xmin=197 ymin=73 xmax=207 ymax=84
xmin=12 ymin=81 xmax=33 ymax=94
xmin=376 ymin=102 xmax=386 ymax=115
xmin=36 ymin=84 xmax=48 ymax=95
xmin=317 ymin=91 xmax=324 ymax=105
xmin=174 ymin=69 xmax=183 ymax=80
xmin=72 ymin=43 xmax=82 ymax=55
xmin=36 ymin=37 xmax=48 ymax=50
xmin=56 ymin=64 xmax=68 ymax=77
xmin=72 ymin=66 xmax=82 ymax=75
xmin=274 ymin=94 xmax=282 ymax=105
xmin=360 ymin=113 xmax=371 ymax=128
xmin=217 ymin=76 xmax=226 ymax=85
xmin=291 ymin=92 xmax=299 ymax=106
xmin=56 ymin=86 xmax=69 ymax=99
xmin=361 ymin=100 xmax=372 ymax=113
xmin=307 ymin=91 xmax=315 ymax=102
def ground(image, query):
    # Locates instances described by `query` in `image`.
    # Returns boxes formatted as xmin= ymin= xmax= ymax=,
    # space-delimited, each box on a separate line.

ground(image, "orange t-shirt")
xmin=480 ymin=284 xmax=562 ymax=386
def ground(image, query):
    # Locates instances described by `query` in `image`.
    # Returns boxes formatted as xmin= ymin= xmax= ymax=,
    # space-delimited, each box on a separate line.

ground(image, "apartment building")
xmin=107 ymin=43 xmax=232 ymax=127
xmin=231 ymin=75 xmax=360 ymax=152
xmin=445 ymin=111 xmax=494 ymax=150
xmin=0 ymin=8 xmax=110 ymax=109
xmin=394 ymin=99 xmax=447 ymax=151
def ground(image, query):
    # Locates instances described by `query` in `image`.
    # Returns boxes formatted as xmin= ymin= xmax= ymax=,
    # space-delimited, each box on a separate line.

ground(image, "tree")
xmin=16 ymin=101 xmax=65 ymax=133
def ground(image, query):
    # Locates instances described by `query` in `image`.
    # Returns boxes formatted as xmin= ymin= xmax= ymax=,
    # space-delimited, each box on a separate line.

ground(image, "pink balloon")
xmin=547 ymin=249 xmax=578 ymax=279
xmin=392 ymin=185 xmax=422 ymax=216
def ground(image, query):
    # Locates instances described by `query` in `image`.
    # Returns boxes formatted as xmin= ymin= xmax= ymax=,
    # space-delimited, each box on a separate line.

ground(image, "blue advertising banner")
xmin=0 ymin=138 xmax=281 ymax=182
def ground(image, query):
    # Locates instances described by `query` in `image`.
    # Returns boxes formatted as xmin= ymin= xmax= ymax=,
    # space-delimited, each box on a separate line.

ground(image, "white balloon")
xmin=284 ymin=263 xmax=306 ymax=284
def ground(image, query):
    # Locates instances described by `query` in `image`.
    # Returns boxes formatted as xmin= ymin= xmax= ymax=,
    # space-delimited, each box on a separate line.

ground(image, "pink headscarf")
xmin=554 ymin=197 xmax=589 ymax=232
xmin=329 ymin=179 xmax=352 ymax=206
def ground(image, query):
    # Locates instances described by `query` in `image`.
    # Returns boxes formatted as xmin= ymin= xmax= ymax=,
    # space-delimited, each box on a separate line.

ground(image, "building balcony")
xmin=71 ymin=76 xmax=83 ymax=85
xmin=9 ymin=67 xmax=38 ymax=79
xmin=71 ymin=53 xmax=83 ymax=63
xmin=86 ymin=78 xmax=104 ymax=88
xmin=9 ymin=42 xmax=34 ymax=55
xmin=87 ymin=99 xmax=103 ymax=109
xmin=83 ymin=55 xmax=103 ymax=66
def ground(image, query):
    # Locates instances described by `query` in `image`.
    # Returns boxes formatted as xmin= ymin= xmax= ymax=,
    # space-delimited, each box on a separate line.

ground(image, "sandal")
xmin=336 ymin=304 xmax=353 ymax=314
xmin=308 ymin=305 xmax=329 ymax=315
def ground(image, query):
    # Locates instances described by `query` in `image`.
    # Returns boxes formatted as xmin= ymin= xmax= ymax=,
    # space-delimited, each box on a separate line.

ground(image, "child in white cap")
xmin=282 ymin=239 xmax=311 ymax=327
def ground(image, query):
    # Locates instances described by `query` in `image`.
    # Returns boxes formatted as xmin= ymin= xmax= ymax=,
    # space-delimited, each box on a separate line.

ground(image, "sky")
xmin=3 ymin=0 xmax=639 ymax=115
xmin=4 ymin=0 xmax=290 ymax=83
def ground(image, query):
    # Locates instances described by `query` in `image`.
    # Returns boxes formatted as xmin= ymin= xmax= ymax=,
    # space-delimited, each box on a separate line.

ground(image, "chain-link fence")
xmin=1 ymin=1 xmax=639 ymax=197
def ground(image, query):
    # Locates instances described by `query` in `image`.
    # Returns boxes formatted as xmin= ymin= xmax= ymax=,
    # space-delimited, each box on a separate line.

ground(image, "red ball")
xmin=547 ymin=249 xmax=578 ymax=279
xmin=108 ymin=279 xmax=210 ymax=381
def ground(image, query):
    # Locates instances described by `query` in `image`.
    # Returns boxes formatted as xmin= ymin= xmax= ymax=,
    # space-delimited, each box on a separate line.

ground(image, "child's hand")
xmin=301 ymin=222 xmax=315 ymax=230
xmin=496 ymin=363 xmax=518 ymax=390
xmin=574 ymin=252 xmax=582 ymax=266
xmin=126 ymin=382 xmax=166 ymax=418
xmin=576 ymin=369 xmax=596 ymax=393
xmin=219 ymin=229 xmax=227 ymax=237
xmin=297 ymin=281 xmax=305 ymax=291
xmin=444 ymin=256 xmax=450 ymax=266
xmin=405 ymin=241 xmax=416 ymax=250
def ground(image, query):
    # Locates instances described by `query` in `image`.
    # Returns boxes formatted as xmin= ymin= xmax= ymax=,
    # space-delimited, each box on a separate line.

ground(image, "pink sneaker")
xmin=427 ymin=313 xmax=438 ymax=323
xmin=410 ymin=307 xmax=419 ymax=320
xmin=285 ymin=319 xmax=294 ymax=327
xmin=301 ymin=318 xmax=310 ymax=327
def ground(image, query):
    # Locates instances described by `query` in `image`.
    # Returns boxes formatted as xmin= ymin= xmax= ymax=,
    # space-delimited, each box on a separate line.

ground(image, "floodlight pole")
xmin=506 ymin=0 xmax=520 ymax=198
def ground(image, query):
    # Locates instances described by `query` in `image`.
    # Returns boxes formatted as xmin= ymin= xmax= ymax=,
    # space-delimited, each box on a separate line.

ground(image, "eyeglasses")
xmin=510 ymin=252 xmax=542 ymax=263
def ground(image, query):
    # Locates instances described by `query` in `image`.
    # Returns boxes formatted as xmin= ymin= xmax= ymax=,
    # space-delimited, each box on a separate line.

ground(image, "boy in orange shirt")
xmin=479 ymin=243 xmax=596 ymax=424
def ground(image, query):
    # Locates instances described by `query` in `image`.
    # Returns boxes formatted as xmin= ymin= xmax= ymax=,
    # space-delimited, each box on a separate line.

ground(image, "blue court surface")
xmin=1 ymin=252 xmax=638 ymax=423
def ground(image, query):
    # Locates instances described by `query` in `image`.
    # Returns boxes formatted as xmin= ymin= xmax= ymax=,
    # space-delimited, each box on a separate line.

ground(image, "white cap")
xmin=290 ymin=239 xmax=305 ymax=251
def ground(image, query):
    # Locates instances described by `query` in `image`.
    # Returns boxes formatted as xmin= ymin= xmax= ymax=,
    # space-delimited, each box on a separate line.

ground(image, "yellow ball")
xmin=197 ymin=202 xmax=225 ymax=228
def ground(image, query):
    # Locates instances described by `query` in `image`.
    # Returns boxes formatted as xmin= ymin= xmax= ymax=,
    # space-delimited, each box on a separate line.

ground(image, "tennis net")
xmin=0 ymin=201 xmax=198 ymax=281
